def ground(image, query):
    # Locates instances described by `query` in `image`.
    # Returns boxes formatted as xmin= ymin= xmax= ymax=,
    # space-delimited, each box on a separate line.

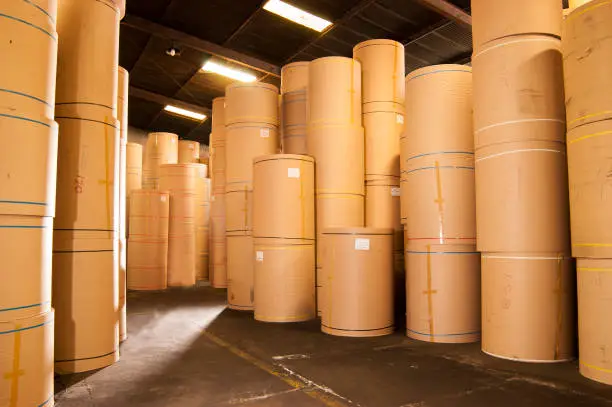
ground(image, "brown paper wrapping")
xmin=282 ymin=90 xmax=307 ymax=129
xmin=472 ymin=36 xmax=566 ymax=149
xmin=471 ymin=0 xmax=562 ymax=51
xmin=212 ymin=97 xmax=226 ymax=131
xmin=178 ymin=140 xmax=201 ymax=164
xmin=282 ymin=127 xmax=307 ymax=155
xmin=405 ymin=244 xmax=481 ymax=343
xmin=227 ymin=235 xmax=254 ymax=311
xmin=353 ymin=39 xmax=405 ymax=107
xmin=365 ymin=183 xmax=401 ymax=231
xmin=225 ymin=187 xmax=253 ymax=235
xmin=54 ymin=107 xmax=120 ymax=232
xmin=567 ymin=120 xmax=612 ymax=258
xmin=363 ymin=110 xmax=403 ymax=180
xmin=127 ymin=190 xmax=169 ymax=291
xmin=225 ymin=123 xmax=279 ymax=187
xmin=225 ymin=82 xmax=279 ymax=126
xmin=53 ymin=230 xmax=119 ymax=373
xmin=481 ymin=253 xmax=575 ymax=362
xmin=307 ymin=125 xmax=365 ymax=195
xmin=577 ymin=258 xmax=612 ymax=385
xmin=316 ymin=194 xmax=365 ymax=263
xmin=281 ymin=62 xmax=310 ymax=94
xmin=253 ymin=238 xmax=316 ymax=322
xmin=126 ymin=142 xmax=143 ymax=197
xmin=253 ymin=155 xmax=315 ymax=240
xmin=159 ymin=164 xmax=202 ymax=287
xmin=321 ymin=228 xmax=394 ymax=337
xmin=0 ymin=216 xmax=52 ymax=320
xmin=0 ymin=0 xmax=57 ymax=119
xmin=475 ymin=141 xmax=570 ymax=253
xmin=117 ymin=66 xmax=128 ymax=343
xmin=211 ymin=149 xmax=226 ymax=192
xmin=196 ymin=178 xmax=211 ymax=281
xmin=308 ymin=57 xmax=362 ymax=126
xmin=563 ymin=0 xmax=612 ymax=129
xmin=56 ymin=0 xmax=120 ymax=116
xmin=210 ymin=194 xmax=227 ymax=288
xmin=0 ymin=310 xmax=54 ymax=407
xmin=143 ymin=132 xmax=179 ymax=190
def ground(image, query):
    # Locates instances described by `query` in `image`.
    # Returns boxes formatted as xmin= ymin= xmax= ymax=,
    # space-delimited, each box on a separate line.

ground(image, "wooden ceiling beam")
xmin=122 ymin=15 xmax=281 ymax=77
xmin=129 ymin=86 xmax=212 ymax=116
xmin=413 ymin=0 xmax=472 ymax=29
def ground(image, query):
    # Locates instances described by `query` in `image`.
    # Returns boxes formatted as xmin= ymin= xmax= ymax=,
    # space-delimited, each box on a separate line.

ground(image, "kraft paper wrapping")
xmin=126 ymin=142 xmax=143 ymax=197
xmin=53 ymin=231 xmax=119 ymax=373
xmin=577 ymin=258 xmax=612 ymax=385
xmin=253 ymin=238 xmax=316 ymax=323
xmin=227 ymin=235 xmax=254 ymax=311
xmin=307 ymin=125 xmax=365 ymax=196
xmin=253 ymin=155 xmax=315 ymax=240
xmin=365 ymin=183 xmax=401 ymax=231
xmin=0 ymin=216 xmax=52 ymax=320
xmin=127 ymin=190 xmax=170 ymax=291
xmin=471 ymin=0 xmax=562 ymax=51
xmin=308 ymin=57 xmax=362 ymax=126
xmin=225 ymin=82 xmax=279 ymax=126
xmin=196 ymin=177 xmax=211 ymax=281
xmin=282 ymin=128 xmax=308 ymax=155
xmin=363 ymin=110 xmax=403 ymax=180
xmin=117 ymin=66 xmax=128 ymax=343
xmin=159 ymin=164 xmax=202 ymax=287
xmin=472 ymin=36 xmax=566 ymax=149
xmin=405 ymin=243 xmax=481 ymax=344
xmin=321 ymin=228 xmax=394 ymax=337
xmin=225 ymin=186 xmax=253 ymax=235
xmin=178 ymin=140 xmax=201 ymax=164
xmin=212 ymin=97 xmax=226 ymax=132
xmin=567 ymin=120 xmax=612 ymax=258
xmin=143 ymin=132 xmax=179 ymax=190
xmin=281 ymin=62 xmax=310 ymax=94
xmin=210 ymin=194 xmax=227 ymax=288
xmin=225 ymin=124 xmax=279 ymax=188
xmin=353 ymin=39 xmax=405 ymax=107
xmin=481 ymin=253 xmax=575 ymax=362
xmin=56 ymin=0 xmax=120 ymax=117
xmin=563 ymin=0 xmax=612 ymax=129
xmin=0 ymin=310 xmax=54 ymax=407
xmin=282 ymin=90 xmax=307 ymax=129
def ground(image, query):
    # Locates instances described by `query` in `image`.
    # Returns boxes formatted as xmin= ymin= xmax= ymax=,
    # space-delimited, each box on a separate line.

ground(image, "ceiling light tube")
xmin=201 ymin=61 xmax=257 ymax=82
xmin=263 ymin=0 xmax=332 ymax=32
xmin=164 ymin=105 xmax=207 ymax=121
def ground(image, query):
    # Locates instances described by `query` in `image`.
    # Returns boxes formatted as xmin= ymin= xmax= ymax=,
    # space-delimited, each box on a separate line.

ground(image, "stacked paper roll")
xmin=564 ymin=0 xmax=612 ymax=384
xmin=280 ymin=62 xmax=309 ymax=154
xmin=117 ymin=66 xmax=128 ymax=343
xmin=53 ymin=0 xmax=121 ymax=374
xmin=472 ymin=0 xmax=574 ymax=363
xmin=196 ymin=176 xmax=211 ymax=282
xmin=178 ymin=140 xmax=201 ymax=163
xmin=210 ymin=97 xmax=228 ymax=288
xmin=225 ymin=82 xmax=280 ymax=310
xmin=307 ymin=57 xmax=365 ymax=316
xmin=143 ymin=132 xmax=179 ymax=189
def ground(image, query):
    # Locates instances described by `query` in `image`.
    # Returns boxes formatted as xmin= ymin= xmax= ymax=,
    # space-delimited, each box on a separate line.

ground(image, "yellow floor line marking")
xmin=203 ymin=331 xmax=350 ymax=407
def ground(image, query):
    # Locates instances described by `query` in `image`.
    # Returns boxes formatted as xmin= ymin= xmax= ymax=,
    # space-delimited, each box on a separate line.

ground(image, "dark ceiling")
xmin=120 ymin=0 xmax=477 ymax=145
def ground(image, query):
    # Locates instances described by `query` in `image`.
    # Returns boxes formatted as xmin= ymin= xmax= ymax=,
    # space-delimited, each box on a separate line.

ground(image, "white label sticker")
xmin=397 ymin=114 xmax=405 ymax=124
xmin=161 ymin=196 xmax=167 ymax=202
xmin=288 ymin=168 xmax=300 ymax=178
xmin=260 ymin=128 xmax=270 ymax=138
xmin=355 ymin=238 xmax=370 ymax=251
xmin=199 ymin=167 xmax=207 ymax=178
xmin=256 ymin=251 xmax=264 ymax=262
xmin=391 ymin=187 xmax=401 ymax=197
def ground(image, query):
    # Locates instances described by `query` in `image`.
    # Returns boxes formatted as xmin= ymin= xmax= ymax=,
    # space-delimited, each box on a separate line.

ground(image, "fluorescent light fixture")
xmin=164 ymin=105 xmax=207 ymax=121
xmin=263 ymin=0 xmax=332 ymax=32
xmin=201 ymin=61 xmax=257 ymax=82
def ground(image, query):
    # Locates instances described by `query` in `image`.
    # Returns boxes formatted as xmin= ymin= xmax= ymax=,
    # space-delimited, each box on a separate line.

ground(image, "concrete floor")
xmin=54 ymin=287 xmax=612 ymax=407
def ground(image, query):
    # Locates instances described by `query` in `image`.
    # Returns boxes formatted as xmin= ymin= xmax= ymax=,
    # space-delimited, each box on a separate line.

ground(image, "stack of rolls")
xmin=126 ymin=142 xmax=143 ymax=235
xmin=117 ymin=66 xmax=129 ymax=343
xmin=196 ymin=174 xmax=211 ymax=283
xmin=178 ymin=140 xmax=201 ymax=163
xmin=53 ymin=0 xmax=122 ymax=374
xmin=307 ymin=57 xmax=365 ymax=316
xmin=564 ymin=0 xmax=612 ymax=385
xmin=225 ymin=82 xmax=280 ymax=310
xmin=472 ymin=0 xmax=574 ymax=363
xmin=210 ymin=97 xmax=228 ymax=288
xmin=353 ymin=39 xmax=406 ymax=312
xmin=253 ymin=155 xmax=316 ymax=322
xmin=402 ymin=65 xmax=480 ymax=344
xmin=280 ymin=62 xmax=309 ymax=154
xmin=143 ymin=132 xmax=179 ymax=189
xmin=0 ymin=0 xmax=58 ymax=403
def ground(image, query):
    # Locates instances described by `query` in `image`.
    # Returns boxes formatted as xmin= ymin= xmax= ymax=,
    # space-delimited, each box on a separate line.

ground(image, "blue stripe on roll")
xmin=406 ymin=151 xmax=474 ymax=161
xmin=0 ymin=321 xmax=51 ymax=335
xmin=406 ymin=69 xmax=471 ymax=83
xmin=0 ymin=13 xmax=57 ymax=40
xmin=405 ymin=166 xmax=474 ymax=174
xmin=0 ymin=88 xmax=51 ymax=106
xmin=0 ymin=302 xmax=49 ymax=313
xmin=0 ymin=113 xmax=50 ymax=127
xmin=23 ymin=0 xmax=56 ymax=23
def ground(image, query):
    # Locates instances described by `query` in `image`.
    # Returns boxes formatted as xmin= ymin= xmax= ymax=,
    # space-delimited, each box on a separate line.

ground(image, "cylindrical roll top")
xmin=353 ymin=39 xmax=405 ymax=109
xmin=178 ymin=140 xmax=201 ymax=163
xmin=143 ymin=132 xmax=179 ymax=190
xmin=225 ymin=82 xmax=279 ymax=126
xmin=159 ymin=164 xmax=202 ymax=287
xmin=308 ymin=57 xmax=362 ymax=126
xmin=563 ymin=0 xmax=612 ymax=129
xmin=56 ymin=0 xmax=120 ymax=116
xmin=253 ymin=155 xmax=315 ymax=240
xmin=127 ymin=190 xmax=170 ymax=291
xmin=281 ymin=62 xmax=310 ymax=93
xmin=321 ymin=228 xmax=394 ymax=337
xmin=471 ymin=0 xmax=563 ymax=50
